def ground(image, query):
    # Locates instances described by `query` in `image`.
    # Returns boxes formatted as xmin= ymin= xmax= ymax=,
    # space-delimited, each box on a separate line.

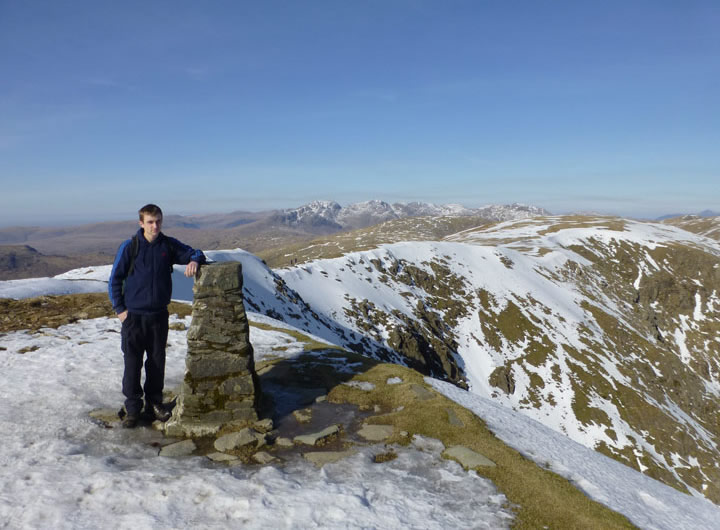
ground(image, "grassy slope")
xmin=255 ymin=322 xmax=636 ymax=529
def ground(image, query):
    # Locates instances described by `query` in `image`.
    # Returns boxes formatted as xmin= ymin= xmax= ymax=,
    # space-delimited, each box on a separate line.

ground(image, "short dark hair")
xmin=138 ymin=204 xmax=163 ymax=221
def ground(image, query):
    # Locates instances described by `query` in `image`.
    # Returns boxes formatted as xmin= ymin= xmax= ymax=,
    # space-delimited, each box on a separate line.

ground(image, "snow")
xmin=428 ymin=378 xmax=720 ymax=530
xmin=0 ymin=317 xmax=513 ymax=529
xmin=2 ymin=311 xmax=718 ymax=528
xmin=1 ymin=218 xmax=718 ymax=495
xmin=2 ymin=216 xmax=720 ymax=527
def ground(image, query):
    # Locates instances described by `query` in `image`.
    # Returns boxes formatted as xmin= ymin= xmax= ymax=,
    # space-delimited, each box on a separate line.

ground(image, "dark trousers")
xmin=120 ymin=310 xmax=169 ymax=415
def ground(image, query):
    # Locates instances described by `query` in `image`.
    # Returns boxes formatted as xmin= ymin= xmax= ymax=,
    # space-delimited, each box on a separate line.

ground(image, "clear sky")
xmin=1 ymin=0 xmax=718 ymax=226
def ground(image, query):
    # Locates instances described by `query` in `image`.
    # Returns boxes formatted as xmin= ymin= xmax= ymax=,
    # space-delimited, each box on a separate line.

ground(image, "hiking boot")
xmin=122 ymin=414 xmax=139 ymax=429
xmin=149 ymin=403 xmax=171 ymax=422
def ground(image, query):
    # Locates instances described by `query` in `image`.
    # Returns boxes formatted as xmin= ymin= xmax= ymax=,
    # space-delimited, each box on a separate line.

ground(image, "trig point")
xmin=165 ymin=262 xmax=259 ymax=438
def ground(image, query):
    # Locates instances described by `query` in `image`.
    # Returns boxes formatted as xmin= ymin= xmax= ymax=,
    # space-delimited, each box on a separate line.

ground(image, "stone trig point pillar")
xmin=165 ymin=262 xmax=259 ymax=438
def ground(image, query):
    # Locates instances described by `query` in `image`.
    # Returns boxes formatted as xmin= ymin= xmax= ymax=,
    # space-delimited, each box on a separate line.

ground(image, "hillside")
xmin=0 ymin=245 xmax=111 ymax=281
xmin=256 ymin=215 xmax=492 ymax=267
xmin=2 ymin=293 xmax=719 ymax=528
xmin=2 ymin=214 xmax=719 ymax=508
xmin=216 ymin=216 xmax=720 ymax=504
xmin=662 ymin=215 xmax=720 ymax=241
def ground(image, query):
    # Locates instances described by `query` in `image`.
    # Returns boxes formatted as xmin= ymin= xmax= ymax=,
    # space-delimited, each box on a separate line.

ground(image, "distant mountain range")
xmin=656 ymin=210 xmax=719 ymax=221
xmin=270 ymin=200 xmax=549 ymax=232
xmin=0 ymin=200 xmax=550 ymax=279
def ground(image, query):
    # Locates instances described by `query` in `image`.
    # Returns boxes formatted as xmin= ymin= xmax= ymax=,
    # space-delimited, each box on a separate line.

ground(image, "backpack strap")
xmin=126 ymin=235 xmax=140 ymax=278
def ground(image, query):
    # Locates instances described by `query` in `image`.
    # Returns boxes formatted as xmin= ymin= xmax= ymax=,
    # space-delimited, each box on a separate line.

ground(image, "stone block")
xmin=159 ymin=439 xmax=197 ymax=457
xmin=170 ymin=261 xmax=259 ymax=437
xmin=294 ymin=424 xmax=340 ymax=446
xmin=194 ymin=262 xmax=243 ymax=292
xmin=253 ymin=418 xmax=274 ymax=433
xmin=164 ymin=419 xmax=222 ymax=438
xmin=253 ymin=451 xmax=276 ymax=465
xmin=443 ymin=446 xmax=496 ymax=469
xmin=186 ymin=354 xmax=252 ymax=379
xmin=214 ymin=428 xmax=261 ymax=452
xmin=231 ymin=407 xmax=258 ymax=422
xmin=220 ymin=374 xmax=255 ymax=396
xmin=357 ymin=424 xmax=394 ymax=442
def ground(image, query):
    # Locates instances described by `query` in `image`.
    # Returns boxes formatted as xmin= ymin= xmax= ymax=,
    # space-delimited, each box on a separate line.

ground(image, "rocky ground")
xmin=88 ymin=344 xmax=632 ymax=529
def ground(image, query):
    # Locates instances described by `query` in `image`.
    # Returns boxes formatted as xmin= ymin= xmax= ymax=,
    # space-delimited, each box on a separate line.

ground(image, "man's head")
xmin=138 ymin=204 xmax=163 ymax=242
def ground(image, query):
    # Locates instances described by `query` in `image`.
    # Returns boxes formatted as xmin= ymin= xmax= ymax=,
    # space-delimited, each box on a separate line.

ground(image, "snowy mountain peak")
xmin=276 ymin=199 xmax=550 ymax=232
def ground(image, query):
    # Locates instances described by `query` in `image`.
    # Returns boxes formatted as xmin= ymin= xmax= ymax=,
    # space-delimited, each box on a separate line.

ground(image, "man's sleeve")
xmin=108 ymin=240 xmax=131 ymax=314
xmin=170 ymin=237 xmax=206 ymax=265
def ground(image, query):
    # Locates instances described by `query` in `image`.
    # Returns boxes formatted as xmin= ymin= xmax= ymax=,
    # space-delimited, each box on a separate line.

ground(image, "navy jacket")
xmin=108 ymin=229 xmax=205 ymax=315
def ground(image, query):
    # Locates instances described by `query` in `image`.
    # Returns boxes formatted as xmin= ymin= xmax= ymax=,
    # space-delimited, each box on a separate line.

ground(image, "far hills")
xmin=0 ymin=200 xmax=548 ymax=280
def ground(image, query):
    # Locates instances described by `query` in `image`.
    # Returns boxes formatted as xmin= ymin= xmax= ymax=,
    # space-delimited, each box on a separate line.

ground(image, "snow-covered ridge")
xmin=276 ymin=200 xmax=550 ymax=230
xmin=3 ymin=313 xmax=720 ymax=528
xmin=2 ymin=214 xmax=719 ymax=507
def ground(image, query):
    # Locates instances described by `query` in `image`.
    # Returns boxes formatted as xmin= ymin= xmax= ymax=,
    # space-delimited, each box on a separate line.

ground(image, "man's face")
xmin=139 ymin=213 xmax=163 ymax=242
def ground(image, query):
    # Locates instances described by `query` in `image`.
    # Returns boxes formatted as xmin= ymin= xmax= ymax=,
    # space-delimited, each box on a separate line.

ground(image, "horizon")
xmin=2 ymin=1 xmax=719 ymax=225
xmin=0 ymin=197 xmax=716 ymax=230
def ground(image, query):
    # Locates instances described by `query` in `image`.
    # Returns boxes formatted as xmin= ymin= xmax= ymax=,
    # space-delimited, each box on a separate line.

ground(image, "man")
xmin=109 ymin=204 xmax=205 ymax=428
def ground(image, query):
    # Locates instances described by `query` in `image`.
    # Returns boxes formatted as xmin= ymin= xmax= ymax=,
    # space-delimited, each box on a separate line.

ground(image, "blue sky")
xmin=1 ymin=0 xmax=718 ymax=226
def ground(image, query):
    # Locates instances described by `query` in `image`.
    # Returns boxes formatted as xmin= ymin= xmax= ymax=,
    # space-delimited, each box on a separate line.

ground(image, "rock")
xmin=253 ymin=418 xmax=274 ymax=433
xmin=159 ymin=439 xmax=197 ymax=457
xmin=294 ymin=424 xmax=340 ymax=446
xmin=303 ymin=450 xmax=356 ymax=467
xmin=386 ymin=377 xmax=403 ymax=385
xmin=357 ymin=424 xmax=394 ymax=442
xmin=275 ymin=437 xmax=294 ymax=448
xmin=252 ymin=451 xmax=277 ymax=465
xmin=443 ymin=446 xmax=496 ymax=469
xmin=446 ymin=408 xmax=465 ymax=427
xmin=206 ymin=452 xmax=239 ymax=462
xmin=292 ymin=408 xmax=313 ymax=423
xmin=165 ymin=419 xmax=221 ymax=438
xmin=409 ymin=384 xmax=435 ymax=401
xmin=315 ymin=395 xmax=327 ymax=403
xmin=214 ymin=428 xmax=263 ymax=452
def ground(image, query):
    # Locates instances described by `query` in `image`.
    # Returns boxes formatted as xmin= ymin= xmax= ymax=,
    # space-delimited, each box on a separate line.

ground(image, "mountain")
xmin=0 ymin=245 xmax=110 ymax=280
xmin=656 ymin=210 xmax=719 ymax=221
xmin=662 ymin=215 xmax=720 ymax=241
xmin=208 ymin=215 xmax=720 ymax=504
xmin=4 ymin=294 xmax=719 ymax=527
xmin=3 ymin=213 xmax=720 ymax=519
xmin=273 ymin=200 xmax=550 ymax=232
xmin=19 ymin=213 xmax=719 ymax=505
xmin=0 ymin=200 xmax=549 ymax=279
